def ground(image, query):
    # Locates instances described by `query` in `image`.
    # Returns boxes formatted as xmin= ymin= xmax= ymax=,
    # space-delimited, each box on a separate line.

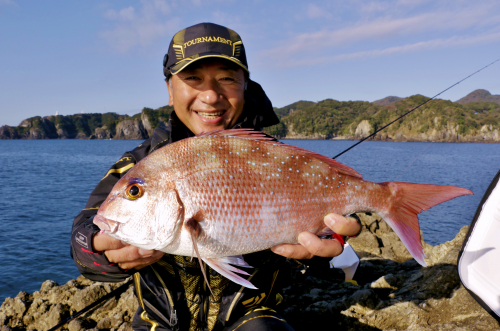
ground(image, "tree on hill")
xmin=456 ymin=89 xmax=500 ymax=105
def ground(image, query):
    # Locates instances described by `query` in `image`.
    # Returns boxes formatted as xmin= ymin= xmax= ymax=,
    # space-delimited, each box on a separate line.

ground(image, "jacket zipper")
xmin=150 ymin=265 xmax=179 ymax=331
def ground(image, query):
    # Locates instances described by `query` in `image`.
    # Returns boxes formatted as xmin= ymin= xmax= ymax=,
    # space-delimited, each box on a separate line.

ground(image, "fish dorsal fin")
xmin=196 ymin=129 xmax=362 ymax=179
xmin=282 ymin=145 xmax=363 ymax=178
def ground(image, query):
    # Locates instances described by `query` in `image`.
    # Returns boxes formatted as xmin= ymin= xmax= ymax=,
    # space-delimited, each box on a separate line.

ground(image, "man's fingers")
xmin=271 ymin=232 xmax=343 ymax=259
xmin=298 ymin=232 xmax=343 ymax=257
xmin=104 ymin=245 xmax=156 ymax=264
xmin=271 ymin=243 xmax=314 ymax=259
xmin=93 ymin=232 xmax=128 ymax=252
xmin=324 ymin=213 xmax=362 ymax=237
xmin=117 ymin=251 xmax=164 ymax=270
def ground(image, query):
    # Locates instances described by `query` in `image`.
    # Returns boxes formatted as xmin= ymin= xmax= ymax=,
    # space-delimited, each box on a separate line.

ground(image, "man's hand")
xmin=93 ymin=232 xmax=164 ymax=270
xmin=271 ymin=213 xmax=361 ymax=259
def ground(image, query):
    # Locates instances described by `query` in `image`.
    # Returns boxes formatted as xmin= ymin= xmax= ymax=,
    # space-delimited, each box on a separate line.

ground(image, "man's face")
xmin=166 ymin=59 xmax=246 ymax=135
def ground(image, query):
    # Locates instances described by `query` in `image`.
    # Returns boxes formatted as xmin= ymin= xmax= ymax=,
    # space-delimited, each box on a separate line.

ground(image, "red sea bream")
xmin=94 ymin=129 xmax=472 ymax=289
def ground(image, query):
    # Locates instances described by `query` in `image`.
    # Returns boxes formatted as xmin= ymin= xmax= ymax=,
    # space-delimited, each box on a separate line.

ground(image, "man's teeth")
xmin=197 ymin=111 xmax=224 ymax=119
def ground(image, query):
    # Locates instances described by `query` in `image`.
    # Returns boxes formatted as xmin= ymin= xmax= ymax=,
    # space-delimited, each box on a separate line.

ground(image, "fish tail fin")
xmin=380 ymin=182 xmax=472 ymax=267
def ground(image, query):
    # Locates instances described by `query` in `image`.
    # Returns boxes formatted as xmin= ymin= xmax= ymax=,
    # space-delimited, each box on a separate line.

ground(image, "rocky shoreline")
xmin=2 ymin=213 xmax=499 ymax=331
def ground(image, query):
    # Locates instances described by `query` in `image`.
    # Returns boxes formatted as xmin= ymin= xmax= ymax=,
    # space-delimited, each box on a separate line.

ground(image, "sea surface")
xmin=1 ymin=139 xmax=499 ymax=303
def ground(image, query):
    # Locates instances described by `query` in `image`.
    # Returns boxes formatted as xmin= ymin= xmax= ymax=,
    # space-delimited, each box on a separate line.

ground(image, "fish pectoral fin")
xmin=185 ymin=218 xmax=214 ymax=297
xmin=202 ymin=257 xmax=257 ymax=290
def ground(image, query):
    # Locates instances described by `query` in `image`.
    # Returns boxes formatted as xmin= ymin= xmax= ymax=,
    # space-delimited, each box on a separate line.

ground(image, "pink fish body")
xmin=95 ymin=129 xmax=472 ymax=288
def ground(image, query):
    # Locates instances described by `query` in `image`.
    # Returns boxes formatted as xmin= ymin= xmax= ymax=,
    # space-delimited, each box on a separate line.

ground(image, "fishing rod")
xmin=332 ymin=57 xmax=500 ymax=160
xmin=47 ymin=278 xmax=133 ymax=331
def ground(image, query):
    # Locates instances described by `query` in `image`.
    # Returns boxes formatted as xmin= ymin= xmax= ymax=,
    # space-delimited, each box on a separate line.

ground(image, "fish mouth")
xmin=195 ymin=110 xmax=225 ymax=119
xmin=94 ymin=214 xmax=120 ymax=234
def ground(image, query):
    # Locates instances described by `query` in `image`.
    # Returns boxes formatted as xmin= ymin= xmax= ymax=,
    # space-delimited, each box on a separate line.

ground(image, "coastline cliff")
xmin=1 ymin=90 xmax=499 ymax=142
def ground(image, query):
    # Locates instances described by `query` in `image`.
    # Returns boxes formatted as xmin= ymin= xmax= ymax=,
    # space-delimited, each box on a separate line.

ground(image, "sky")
xmin=1 ymin=0 xmax=499 ymax=127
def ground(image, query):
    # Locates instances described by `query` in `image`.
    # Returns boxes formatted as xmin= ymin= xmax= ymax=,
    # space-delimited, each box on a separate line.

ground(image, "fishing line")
xmin=392 ymin=141 xmax=433 ymax=181
xmin=332 ymin=57 xmax=500 ymax=160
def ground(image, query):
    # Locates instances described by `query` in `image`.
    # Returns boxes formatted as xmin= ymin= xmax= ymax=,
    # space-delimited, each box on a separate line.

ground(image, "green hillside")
xmin=2 ymin=93 xmax=499 ymax=141
xmin=264 ymin=95 xmax=500 ymax=139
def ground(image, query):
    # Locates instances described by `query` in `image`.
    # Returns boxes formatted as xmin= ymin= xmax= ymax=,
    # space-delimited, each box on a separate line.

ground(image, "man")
xmin=71 ymin=22 xmax=361 ymax=331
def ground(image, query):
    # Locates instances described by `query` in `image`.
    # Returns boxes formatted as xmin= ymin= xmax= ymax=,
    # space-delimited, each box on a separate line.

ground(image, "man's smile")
xmin=195 ymin=110 xmax=225 ymax=119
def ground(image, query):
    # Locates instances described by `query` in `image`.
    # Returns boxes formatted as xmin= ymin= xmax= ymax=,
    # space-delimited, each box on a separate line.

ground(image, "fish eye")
xmin=126 ymin=183 xmax=144 ymax=200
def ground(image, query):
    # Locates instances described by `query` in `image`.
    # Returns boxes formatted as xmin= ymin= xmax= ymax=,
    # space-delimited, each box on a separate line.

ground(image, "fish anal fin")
xmin=202 ymin=257 xmax=258 ymax=290
xmin=184 ymin=218 xmax=214 ymax=297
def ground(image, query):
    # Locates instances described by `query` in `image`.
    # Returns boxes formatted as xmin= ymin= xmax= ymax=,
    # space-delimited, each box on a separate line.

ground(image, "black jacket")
xmin=71 ymin=81 xmax=302 ymax=331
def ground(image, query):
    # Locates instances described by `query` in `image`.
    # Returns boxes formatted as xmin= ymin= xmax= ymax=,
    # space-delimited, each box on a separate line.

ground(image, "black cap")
xmin=163 ymin=22 xmax=248 ymax=77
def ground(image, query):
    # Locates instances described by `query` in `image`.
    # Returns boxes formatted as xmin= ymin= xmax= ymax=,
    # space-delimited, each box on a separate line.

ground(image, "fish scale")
xmin=94 ymin=129 xmax=473 ymax=289
xmin=176 ymin=136 xmax=338 ymax=255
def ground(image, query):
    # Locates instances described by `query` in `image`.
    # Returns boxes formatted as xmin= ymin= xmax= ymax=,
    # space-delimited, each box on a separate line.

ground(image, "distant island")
xmin=1 ymin=89 xmax=499 ymax=142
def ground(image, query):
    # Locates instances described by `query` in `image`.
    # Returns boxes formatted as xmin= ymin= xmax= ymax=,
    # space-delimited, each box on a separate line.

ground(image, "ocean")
xmin=1 ymin=139 xmax=499 ymax=303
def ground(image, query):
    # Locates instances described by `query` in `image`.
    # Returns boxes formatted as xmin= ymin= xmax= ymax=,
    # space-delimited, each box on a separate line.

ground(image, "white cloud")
xmin=104 ymin=7 xmax=136 ymax=21
xmin=266 ymin=31 xmax=500 ymax=68
xmin=306 ymin=4 xmax=332 ymax=19
xmin=0 ymin=0 xmax=17 ymax=6
xmin=100 ymin=0 xmax=176 ymax=53
xmin=261 ymin=3 xmax=500 ymax=58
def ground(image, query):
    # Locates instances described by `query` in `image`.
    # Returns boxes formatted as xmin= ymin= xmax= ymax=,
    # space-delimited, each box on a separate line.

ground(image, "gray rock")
xmin=114 ymin=119 xmax=147 ymax=139
xmin=117 ymin=321 xmax=133 ymax=331
xmin=71 ymin=284 xmax=108 ymax=312
xmin=47 ymin=303 xmax=69 ymax=329
xmin=40 ymin=280 xmax=58 ymax=293
xmin=1 ymin=222 xmax=499 ymax=330
xmin=68 ymin=319 xmax=84 ymax=331
xmin=96 ymin=317 xmax=112 ymax=329
xmin=95 ymin=126 xmax=112 ymax=139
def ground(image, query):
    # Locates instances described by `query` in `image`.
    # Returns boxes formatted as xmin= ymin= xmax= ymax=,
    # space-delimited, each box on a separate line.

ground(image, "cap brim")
xmin=169 ymin=53 xmax=248 ymax=75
